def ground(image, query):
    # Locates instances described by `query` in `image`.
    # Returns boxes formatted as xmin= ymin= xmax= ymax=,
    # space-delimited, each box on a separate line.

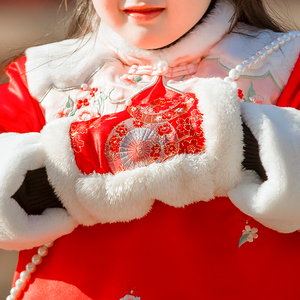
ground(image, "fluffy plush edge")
xmin=0 ymin=133 xmax=77 ymax=250
xmin=41 ymin=117 xmax=215 ymax=225
xmin=229 ymin=102 xmax=300 ymax=233
xmin=99 ymin=0 xmax=233 ymax=66
xmin=41 ymin=77 xmax=244 ymax=226
xmin=25 ymin=0 xmax=233 ymax=101
xmin=193 ymin=77 xmax=244 ymax=195
xmin=25 ymin=35 xmax=115 ymax=101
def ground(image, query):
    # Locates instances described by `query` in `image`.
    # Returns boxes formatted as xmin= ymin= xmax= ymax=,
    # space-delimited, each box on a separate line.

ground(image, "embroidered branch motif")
xmin=55 ymin=87 xmax=108 ymax=121
xmin=239 ymin=225 xmax=258 ymax=248
xmin=237 ymin=81 xmax=263 ymax=104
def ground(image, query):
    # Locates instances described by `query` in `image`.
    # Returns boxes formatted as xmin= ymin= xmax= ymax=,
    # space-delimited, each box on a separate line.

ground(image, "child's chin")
xmin=127 ymin=37 xmax=175 ymax=50
xmin=119 ymin=30 xmax=175 ymax=50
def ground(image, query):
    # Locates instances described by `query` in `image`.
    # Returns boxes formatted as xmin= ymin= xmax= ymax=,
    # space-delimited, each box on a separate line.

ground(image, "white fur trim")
xmin=41 ymin=118 xmax=214 ymax=225
xmin=193 ymin=78 xmax=244 ymax=195
xmin=0 ymin=133 xmax=77 ymax=250
xmin=99 ymin=1 xmax=233 ymax=67
xmin=228 ymin=103 xmax=300 ymax=233
xmin=25 ymin=0 xmax=233 ymax=101
xmin=41 ymin=78 xmax=244 ymax=225
xmin=25 ymin=35 xmax=115 ymax=101
xmin=25 ymin=0 xmax=299 ymax=106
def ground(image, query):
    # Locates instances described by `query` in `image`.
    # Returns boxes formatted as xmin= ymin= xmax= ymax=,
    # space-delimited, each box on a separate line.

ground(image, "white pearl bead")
xmin=242 ymin=59 xmax=253 ymax=67
xmin=157 ymin=60 xmax=168 ymax=69
xmin=38 ymin=245 xmax=48 ymax=257
xmin=26 ymin=262 xmax=37 ymax=273
xmin=227 ymin=28 xmax=299 ymax=82
xmin=14 ymin=278 xmax=25 ymax=290
xmin=270 ymin=40 xmax=279 ymax=51
xmin=276 ymin=36 xmax=285 ymax=45
xmin=20 ymin=270 xmax=31 ymax=281
xmin=80 ymin=83 xmax=88 ymax=91
xmin=283 ymin=33 xmax=291 ymax=42
xmin=6 ymin=295 xmax=14 ymax=300
xmin=249 ymin=55 xmax=259 ymax=64
xmin=263 ymin=44 xmax=273 ymax=55
xmin=236 ymin=64 xmax=246 ymax=73
xmin=9 ymin=287 xmax=19 ymax=298
xmin=256 ymin=50 xmax=266 ymax=59
xmin=44 ymin=241 xmax=54 ymax=248
xmin=32 ymin=254 xmax=42 ymax=265
xmin=126 ymin=99 xmax=132 ymax=106
xmin=228 ymin=69 xmax=240 ymax=80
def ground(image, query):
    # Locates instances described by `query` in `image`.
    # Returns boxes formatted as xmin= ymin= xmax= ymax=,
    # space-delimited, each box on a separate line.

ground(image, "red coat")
xmin=1 ymin=55 xmax=300 ymax=299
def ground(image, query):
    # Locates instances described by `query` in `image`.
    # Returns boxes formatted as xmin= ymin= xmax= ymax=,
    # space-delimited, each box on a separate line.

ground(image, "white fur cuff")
xmin=41 ymin=78 xmax=244 ymax=226
xmin=229 ymin=103 xmax=300 ymax=233
xmin=0 ymin=133 xmax=77 ymax=250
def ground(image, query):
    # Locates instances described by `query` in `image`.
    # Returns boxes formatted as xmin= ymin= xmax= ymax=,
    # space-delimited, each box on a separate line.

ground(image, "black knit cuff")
xmin=242 ymin=123 xmax=267 ymax=181
xmin=12 ymin=167 xmax=64 ymax=215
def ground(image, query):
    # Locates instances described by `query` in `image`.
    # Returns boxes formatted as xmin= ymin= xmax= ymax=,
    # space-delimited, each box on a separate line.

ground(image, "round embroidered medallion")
xmin=105 ymin=118 xmax=179 ymax=174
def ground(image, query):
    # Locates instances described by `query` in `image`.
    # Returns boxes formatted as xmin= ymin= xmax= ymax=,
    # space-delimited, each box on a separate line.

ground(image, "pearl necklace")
xmin=6 ymin=242 xmax=53 ymax=300
xmin=6 ymin=30 xmax=300 ymax=300
xmin=225 ymin=30 xmax=300 ymax=82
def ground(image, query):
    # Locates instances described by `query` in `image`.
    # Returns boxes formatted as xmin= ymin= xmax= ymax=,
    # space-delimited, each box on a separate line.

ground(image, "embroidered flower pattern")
xmin=55 ymin=86 xmax=108 ymax=121
xmin=76 ymin=106 xmax=100 ymax=121
xmin=239 ymin=225 xmax=258 ymax=248
xmin=120 ymin=287 xmax=141 ymax=300
xmin=103 ymin=78 xmax=205 ymax=174
xmin=127 ymin=92 xmax=195 ymax=124
xmin=116 ymin=125 xmax=128 ymax=136
xmin=120 ymin=296 xmax=141 ymax=300
xmin=150 ymin=143 xmax=162 ymax=159
xmin=162 ymin=110 xmax=177 ymax=120
xmin=176 ymin=118 xmax=191 ymax=135
xmin=164 ymin=142 xmax=179 ymax=157
xmin=158 ymin=123 xmax=172 ymax=135
xmin=133 ymin=120 xmax=144 ymax=127
xmin=109 ymin=135 xmax=121 ymax=152
xmin=106 ymin=99 xmax=205 ymax=174
xmin=239 ymin=81 xmax=264 ymax=105
xmin=70 ymin=116 xmax=111 ymax=153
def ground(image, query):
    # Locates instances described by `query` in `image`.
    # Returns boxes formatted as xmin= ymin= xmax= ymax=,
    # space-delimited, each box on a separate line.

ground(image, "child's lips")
xmin=123 ymin=7 xmax=165 ymax=22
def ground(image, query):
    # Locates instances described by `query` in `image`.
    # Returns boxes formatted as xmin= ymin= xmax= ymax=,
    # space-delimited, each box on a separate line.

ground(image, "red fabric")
xmin=0 ymin=57 xmax=45 ymax=134
xmin=276 ymin=53 xmax=300 ymax=109
xmin=6 ymin=56 xmax=300 ymax=299
xmin=71 ymin=77 xmax=204 ymax=175
xmin=16 ymin=198 xmax=300 ymax=300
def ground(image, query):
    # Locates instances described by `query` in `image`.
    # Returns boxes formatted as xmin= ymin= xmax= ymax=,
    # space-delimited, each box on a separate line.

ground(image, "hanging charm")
xmin=238 ymin=222 xmax=258 ymax=248
xmin=120 ymin=288 xmax=141 ymax=300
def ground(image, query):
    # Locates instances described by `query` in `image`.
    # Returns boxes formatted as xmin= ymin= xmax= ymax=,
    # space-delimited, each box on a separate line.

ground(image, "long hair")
xmin=0 ymin=0 xmax=293 ymax=80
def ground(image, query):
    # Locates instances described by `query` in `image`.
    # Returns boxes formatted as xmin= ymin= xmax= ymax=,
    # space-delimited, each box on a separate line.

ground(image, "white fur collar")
xmin=24 ymin=0 xmax=300 ymax=103
xmin=98 ymin=0 xmax=234 ymax=67
xmin=25 ymin=0 xmax=233 ymax=100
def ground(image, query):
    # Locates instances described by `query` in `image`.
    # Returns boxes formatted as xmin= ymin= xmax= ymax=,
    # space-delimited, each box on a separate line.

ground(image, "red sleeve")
xmin=0 ymin=57 xmax=46 ymax=133
xmin=276 ymin=54 xmax=300 ymax=109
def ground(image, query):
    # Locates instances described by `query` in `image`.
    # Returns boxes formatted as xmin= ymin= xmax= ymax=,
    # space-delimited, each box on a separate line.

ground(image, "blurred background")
xmin=0 ymin=0 xmax=299 ymax=298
